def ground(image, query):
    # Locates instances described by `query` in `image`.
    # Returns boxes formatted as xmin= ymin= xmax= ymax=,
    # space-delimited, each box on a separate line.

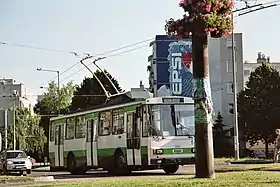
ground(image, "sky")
xmin=0 ymin=0 xmax=279 ymax=105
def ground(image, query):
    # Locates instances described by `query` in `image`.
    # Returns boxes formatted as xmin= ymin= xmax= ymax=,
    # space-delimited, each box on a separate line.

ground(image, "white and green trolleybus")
xmin=49 ymin=94 xmax=195 ymax=175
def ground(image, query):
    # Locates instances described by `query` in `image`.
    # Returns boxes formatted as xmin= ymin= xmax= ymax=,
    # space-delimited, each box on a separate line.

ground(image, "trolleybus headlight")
xmin=153 ymin=149 xmax=163 ymax=155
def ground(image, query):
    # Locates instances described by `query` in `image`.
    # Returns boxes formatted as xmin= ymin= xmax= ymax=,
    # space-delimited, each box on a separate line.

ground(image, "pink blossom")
xmin=205 ymin=5 xmax=211 ymax=12
xmin=219 ymin=2 xmax=223 ymax=8
xmin=215 ymin=0 xmax=219 ymax=5
xmin=204 ymin=28 xmax=209 ymax=33
xmin=205 ymin=14 xmax=210 ymax=18
xmin=179 ymin=0 xmax=186 ymax=5
xmin=212 ymin=7 xmax=217 ymax=12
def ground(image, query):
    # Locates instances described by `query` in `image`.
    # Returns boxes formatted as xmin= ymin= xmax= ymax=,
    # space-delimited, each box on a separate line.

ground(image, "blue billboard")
xmin=154 ymin=35 xmax=193 ymax=97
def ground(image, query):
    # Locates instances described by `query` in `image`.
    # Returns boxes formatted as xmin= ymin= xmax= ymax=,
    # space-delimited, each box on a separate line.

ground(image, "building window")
xmin=112 ymin=109 xmax=124 ymax=135
xmin=227 ymin=83 xmax=233 ymax=94
xmin=226 ymin=38 xmax=236 ymax=48
xmin=244 ymin=70 xmax=251 ymax=76
xmin=98 ymin=111 xmax=111 ymax=136
xmin=228 ymin=103 xmax=234 ymax=115
xmin=66 ymin=118 xmax=75 ymax=140
xmin=226 ymin=61 xmax=233 ymax=72
xmin=75 ymin=116 xmax=86 ymax=139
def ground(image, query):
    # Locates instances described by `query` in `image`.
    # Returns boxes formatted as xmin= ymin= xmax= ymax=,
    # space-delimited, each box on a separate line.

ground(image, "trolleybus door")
xmin=54 ymin=124 xmax=64 ymax=167
xmin=86 ymin=119 xmax=98 ymax=166
xmin=126 ymin=112 xmax=141 ymax=166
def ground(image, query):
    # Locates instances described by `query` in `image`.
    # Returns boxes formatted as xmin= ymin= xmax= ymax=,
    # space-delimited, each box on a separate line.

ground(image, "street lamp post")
xmin=37 ymin=68 xmax=60 ymax=115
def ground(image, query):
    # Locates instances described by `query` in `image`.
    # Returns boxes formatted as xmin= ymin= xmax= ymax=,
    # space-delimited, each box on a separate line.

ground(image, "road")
xmin=30 ymin=165 xmax=196 ymax=182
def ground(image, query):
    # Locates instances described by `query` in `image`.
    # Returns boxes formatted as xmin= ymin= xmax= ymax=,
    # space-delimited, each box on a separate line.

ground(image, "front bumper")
xmin=151 ymin=157 xmax=196 ymax=165
xmin=6 ymin=164 xmax=31 ymax=171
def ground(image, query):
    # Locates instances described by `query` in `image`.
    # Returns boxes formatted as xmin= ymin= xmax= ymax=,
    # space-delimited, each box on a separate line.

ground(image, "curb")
xmin=230 ymin=161 xmax=274 ymax=164
xmin=34 ymin=176 xmax=54 ymax=182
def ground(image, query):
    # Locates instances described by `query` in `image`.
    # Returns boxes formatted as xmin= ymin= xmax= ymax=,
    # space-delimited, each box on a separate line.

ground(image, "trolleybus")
xmin=49 ymin=95 xmax=195 ymax=175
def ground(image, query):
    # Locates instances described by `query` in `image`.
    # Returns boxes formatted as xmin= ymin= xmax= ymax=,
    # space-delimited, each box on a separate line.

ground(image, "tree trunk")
xmin=265 ymin=140 xmax=269 ymax=158
xmin=192 ymin=34 xmax=215 ymax=178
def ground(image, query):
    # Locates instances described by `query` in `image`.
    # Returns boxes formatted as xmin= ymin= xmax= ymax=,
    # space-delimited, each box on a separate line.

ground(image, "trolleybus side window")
xmin=75 ymin=116 xmax=86 ymax=139
xmin=65 ymin=117 xmax=75 ymax=140
xmin=142 ymin=106 xmax=149 ymax=137
xmin=112 ymin=109 xmax=124 ymax=135
xmin=86 ymin=120 xmax=92 ymax=142
xmin=50 ymin=122 xmax=54 ymax=142
xmin=127 ymin=113 xmax=133 ymax=138
xmin=98 ymin=111 xmax=111 ymax=136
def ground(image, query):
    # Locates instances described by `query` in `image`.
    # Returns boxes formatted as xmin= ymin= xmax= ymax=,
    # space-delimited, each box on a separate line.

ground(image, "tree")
xmin=212 ymin=112 xmax=233 ymax=157
xmin=238 ymin=62 xmax=280 ymax=156
xmin=34 ymin=80 xmax=76 ymax=159
xmin=7 ymin=108 xmax=46 ymax=152
xmin=213 ymin=112 xmax=225 ymax=138
xmin=70 ymin=69 xmax=122 ymax=111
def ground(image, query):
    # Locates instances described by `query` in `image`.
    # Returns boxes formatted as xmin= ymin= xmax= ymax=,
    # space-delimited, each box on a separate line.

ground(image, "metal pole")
xmin=4 ymin=109 xmax=7 ymax=150
xmin=57 ymin=71 xmax=60 ymax=115
xmin=13 ymin=99 xmax=16 ymax=150
xmin=231 ymin=13 xmax=239 ymax=160
xmin=92 ymin=57 xmax=120 ymax=94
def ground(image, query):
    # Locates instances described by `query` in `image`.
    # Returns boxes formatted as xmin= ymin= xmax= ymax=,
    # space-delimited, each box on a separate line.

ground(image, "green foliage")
xmin=33 ymin=80 xmax=76 ymax=156
xmin=238 ymin=62 xmax=280 ymax=148
xmin=7 ymin=108 xmax=46 ymax=152
xmin=213 ymin=112 xmax=225 ymax=138
xmin=213 ymin=112 xmax=232 ymax=157
xmin=70 ymin=69 xmax=122 ymax=111
xmin=34 ymin=81 xmax=76 ymax=115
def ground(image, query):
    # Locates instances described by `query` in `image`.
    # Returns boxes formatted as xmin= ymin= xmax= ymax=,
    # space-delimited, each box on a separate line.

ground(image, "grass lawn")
xmin=214 ymin=157 xmax=272 ymax=164
xmin=0 ymin=175 xmax=33 ymax=183
xmin=215 ymin=163 xmax=280 ymax=172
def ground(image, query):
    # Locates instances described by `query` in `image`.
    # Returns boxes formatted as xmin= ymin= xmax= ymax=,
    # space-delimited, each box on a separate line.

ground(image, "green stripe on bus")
xmin=141 ymin=146 xmax=148 ymax=155
xmin=124 ymin=104 xmax=140 ymax=112
xmin=63 ymin=150 xmax=86 ymax=158
xmin=85 ymin=113 xmax=98 ymax=119
xmin=97 ymin=147 xmax=126 ymax=157
xmin=52 ymin=119 xmax=66 ymax=124
xmin=162 ymin=148 xmax=193 ymax=154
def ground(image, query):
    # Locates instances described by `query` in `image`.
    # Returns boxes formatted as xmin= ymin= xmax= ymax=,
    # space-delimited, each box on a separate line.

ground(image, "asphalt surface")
xmin=30 ymin=165 xmax=196 ymax=181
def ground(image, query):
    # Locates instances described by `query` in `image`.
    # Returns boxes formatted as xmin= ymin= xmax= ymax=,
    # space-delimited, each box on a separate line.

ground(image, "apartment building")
xmin=0 ymin=78 xmax=33 ymax=128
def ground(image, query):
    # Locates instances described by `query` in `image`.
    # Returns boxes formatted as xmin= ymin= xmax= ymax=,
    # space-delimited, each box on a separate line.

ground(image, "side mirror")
xmin=27 ymin=156 xmax=30 ymax=159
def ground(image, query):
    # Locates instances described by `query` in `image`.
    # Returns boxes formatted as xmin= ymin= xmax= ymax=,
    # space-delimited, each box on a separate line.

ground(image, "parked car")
xmin=252 ymin=151 xmax=266 ymax=159
xmin=0 ymin=150 xmax=32 ymax=175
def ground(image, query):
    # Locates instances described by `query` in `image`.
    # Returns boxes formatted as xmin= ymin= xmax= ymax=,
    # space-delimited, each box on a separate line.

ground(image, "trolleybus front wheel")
xmin=163 ymin=165 xmax=179 ymax=174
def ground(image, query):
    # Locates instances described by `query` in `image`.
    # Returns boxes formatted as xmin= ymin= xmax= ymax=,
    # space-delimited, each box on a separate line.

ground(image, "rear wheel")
xmin=67 ymin=154 xmax=86 ymax=175
xmin=163 ymin=165 xmax=179 ymax=174
xmin=114 ymin=151 xmax=130 ymax=176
